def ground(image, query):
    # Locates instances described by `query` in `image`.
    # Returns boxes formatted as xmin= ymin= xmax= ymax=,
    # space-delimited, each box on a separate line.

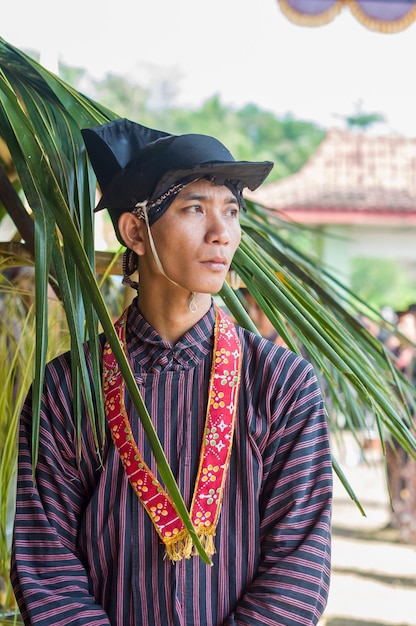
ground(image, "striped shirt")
xmin=11 ymin=301 xmax=332 ymax=625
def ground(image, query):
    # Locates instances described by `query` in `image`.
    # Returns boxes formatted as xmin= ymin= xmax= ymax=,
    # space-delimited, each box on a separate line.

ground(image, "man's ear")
xmin=118 ymin=212 xmax=146 ymax=255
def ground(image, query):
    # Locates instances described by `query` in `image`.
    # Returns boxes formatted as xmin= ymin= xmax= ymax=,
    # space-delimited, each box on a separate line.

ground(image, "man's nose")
xmin=205 ymin=215 xmax=231 ymax=244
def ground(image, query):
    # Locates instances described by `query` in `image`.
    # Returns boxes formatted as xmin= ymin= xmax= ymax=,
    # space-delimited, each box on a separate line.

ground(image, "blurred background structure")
xmin=248 ymin=129 xmax=416 ymax=294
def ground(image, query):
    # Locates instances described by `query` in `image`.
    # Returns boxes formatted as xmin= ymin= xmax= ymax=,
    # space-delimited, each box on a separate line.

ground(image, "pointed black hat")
xmin=81 ymin=118 xmax=273 ymax=240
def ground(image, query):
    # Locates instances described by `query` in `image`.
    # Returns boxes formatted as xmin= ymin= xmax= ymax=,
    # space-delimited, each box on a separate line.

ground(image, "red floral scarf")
xmin=103 ymin=306 xmax=241 ymax=561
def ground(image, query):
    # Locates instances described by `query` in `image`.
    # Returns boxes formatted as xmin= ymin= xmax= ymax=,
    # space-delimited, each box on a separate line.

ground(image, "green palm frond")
xmin=0 ymin=38 xmax=210 ymax=563
xmin=0 ymin=37 xmax=415 ymax=541
xmin=224 ymin=205 xmax=416 ymax=455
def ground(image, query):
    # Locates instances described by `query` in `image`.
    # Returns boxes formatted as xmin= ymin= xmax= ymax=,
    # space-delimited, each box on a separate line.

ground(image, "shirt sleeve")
xmin=224 ymin=357 xmax=332 ymax=626
xmin=11 ymin=356 xmax=110 ymax=626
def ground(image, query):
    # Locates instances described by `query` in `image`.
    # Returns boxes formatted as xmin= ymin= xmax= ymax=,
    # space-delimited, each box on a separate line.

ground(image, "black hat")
xmin=81 ymin=118 xmax=273 ymax=241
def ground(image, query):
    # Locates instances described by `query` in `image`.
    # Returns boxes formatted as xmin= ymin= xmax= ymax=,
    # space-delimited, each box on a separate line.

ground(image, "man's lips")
xmin=200 ymin=257 xmax=228 ymax=270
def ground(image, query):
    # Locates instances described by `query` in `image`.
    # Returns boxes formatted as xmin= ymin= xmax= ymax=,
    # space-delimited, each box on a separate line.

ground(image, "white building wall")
xmin=348 ymin=226 xmax=416 ymax=261
xmin=315 ymin=224 xmax=416 ymax=287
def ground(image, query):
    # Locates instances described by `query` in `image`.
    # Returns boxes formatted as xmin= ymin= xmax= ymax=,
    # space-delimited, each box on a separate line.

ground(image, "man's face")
xmin=145 ymin=178 xmax=242 ymax=295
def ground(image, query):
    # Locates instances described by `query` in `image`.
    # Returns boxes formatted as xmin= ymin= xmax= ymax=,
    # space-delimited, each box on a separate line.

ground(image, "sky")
xmin=2 ymin=0 xmax=416 ymax=136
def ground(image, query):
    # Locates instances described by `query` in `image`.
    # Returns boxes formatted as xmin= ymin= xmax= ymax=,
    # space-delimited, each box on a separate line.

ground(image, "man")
xmin=11 ymin=118 xmax=332 ymax=625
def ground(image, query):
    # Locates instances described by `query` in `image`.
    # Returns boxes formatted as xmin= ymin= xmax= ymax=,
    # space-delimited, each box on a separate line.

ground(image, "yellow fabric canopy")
xmin=278 ymin=0 xmax=416 ymax=33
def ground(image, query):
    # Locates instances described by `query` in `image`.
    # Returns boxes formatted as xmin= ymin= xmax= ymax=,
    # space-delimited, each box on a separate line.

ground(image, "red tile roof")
xmin=247 ymin=129 xmax=416 ymax=225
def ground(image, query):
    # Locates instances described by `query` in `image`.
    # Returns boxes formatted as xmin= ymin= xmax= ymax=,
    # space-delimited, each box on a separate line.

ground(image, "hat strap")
xmin=134 ymin=200 xmax=176 ymax=286
xmin=134 ymin=201 xmax=195 ymax=306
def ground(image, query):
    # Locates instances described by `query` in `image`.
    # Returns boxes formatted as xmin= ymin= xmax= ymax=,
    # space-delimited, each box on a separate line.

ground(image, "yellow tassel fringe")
xmin=164 ymin=530 xmax=216 ymax=563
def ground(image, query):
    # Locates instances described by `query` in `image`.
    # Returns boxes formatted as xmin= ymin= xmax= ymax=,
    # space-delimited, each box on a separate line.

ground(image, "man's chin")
xmin=195 ymin=279 xmax=226 ymax=296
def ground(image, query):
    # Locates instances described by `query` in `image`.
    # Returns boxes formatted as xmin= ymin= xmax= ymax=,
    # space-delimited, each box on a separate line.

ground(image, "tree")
xmin=0 ymin=37 xmax=415 ymax=564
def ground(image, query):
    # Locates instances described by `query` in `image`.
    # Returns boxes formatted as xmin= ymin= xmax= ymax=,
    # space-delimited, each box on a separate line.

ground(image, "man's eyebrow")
xmin=179 ymin=192 xmax=239 ymax=204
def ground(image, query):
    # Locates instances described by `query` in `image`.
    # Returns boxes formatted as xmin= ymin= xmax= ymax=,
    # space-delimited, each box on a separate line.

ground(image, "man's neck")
xmin=137 ymin=289 xmax=212 ymax=344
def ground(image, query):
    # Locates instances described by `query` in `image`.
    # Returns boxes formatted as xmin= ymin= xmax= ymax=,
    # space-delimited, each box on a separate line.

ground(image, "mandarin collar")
xmin=125 ymin=298 xmax=216 ymax=372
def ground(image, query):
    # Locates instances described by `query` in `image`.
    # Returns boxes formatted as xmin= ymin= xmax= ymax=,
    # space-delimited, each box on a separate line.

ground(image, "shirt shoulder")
xmin=235 ymin=325 xmax=322 ymax=415
xmin=236 ymin=325 xmax=313 ymax=378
